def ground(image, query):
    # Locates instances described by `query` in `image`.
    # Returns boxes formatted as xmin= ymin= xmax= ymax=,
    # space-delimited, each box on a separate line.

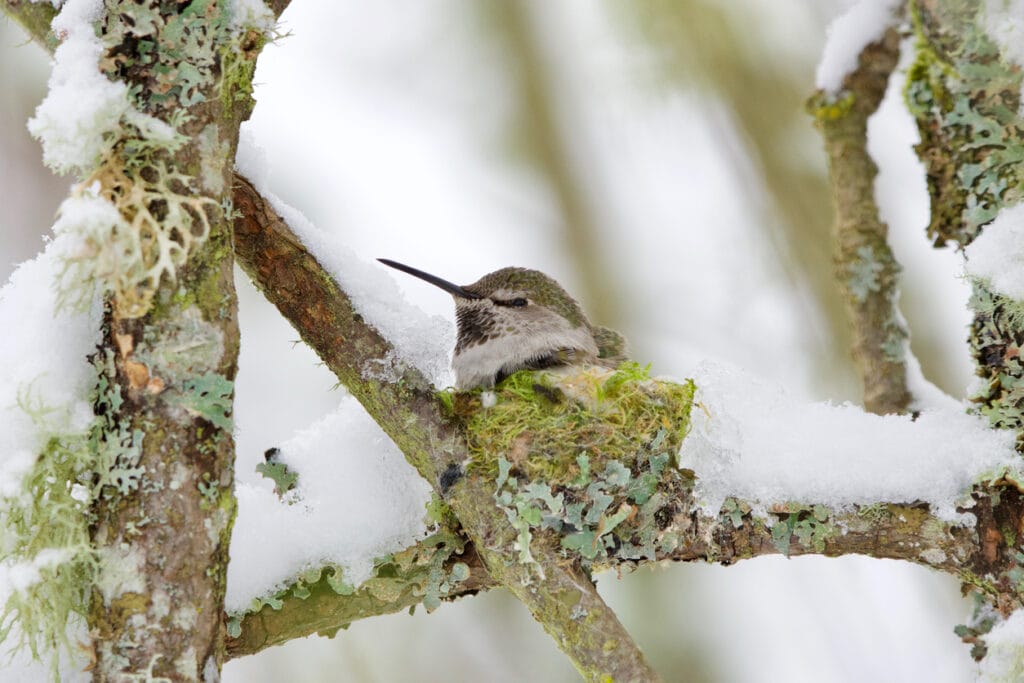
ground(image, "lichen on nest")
xmin=443 ymin=363 xmax=697 ymax=567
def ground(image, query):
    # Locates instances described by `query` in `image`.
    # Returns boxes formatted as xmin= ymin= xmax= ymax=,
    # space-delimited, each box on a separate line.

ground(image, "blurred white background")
xmin=1 ymin=1 xmax=981 ymax=681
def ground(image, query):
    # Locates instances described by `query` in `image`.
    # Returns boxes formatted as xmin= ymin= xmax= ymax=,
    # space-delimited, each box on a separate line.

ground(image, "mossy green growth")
xmin=769 ymin=504 xmax=836 ymax=556
xmin=806 ymin=90 xmax=855 ymax=122
xmin=0 ymin=350 xmax=139 ymax=676
xmin=451 ymin=363 xmax=696 ymax=568
xmin=228 ymin=530 xmax=471 ymax=637
xmin=458 ymin=362 xmax=695 ymax=481
xmin=256 ymin=461 xmax=298 ymax=498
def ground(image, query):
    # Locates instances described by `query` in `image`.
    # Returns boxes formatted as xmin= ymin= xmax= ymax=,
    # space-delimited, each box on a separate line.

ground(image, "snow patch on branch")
xmin=226 ymin=397 xmax=432 ymax=612
xmin=228 ymin=0 xmax=275 ymax=32
xmin=680 ymin=361 xmax=1018 ymax=523
xmin=0 ymin=240 xmax=101 ymax=496
xmin=964 ymin=204 xmax=1024 ymax=300
xmin=235 ymin=129 xmax=457 ymax=387
xmin=27 ymin=0 xmax=173 ymax=175
xmin=984 ymin=0 xmax=1024 ymax=70
xmin=815 ymin=0 xmax=901 ymax=94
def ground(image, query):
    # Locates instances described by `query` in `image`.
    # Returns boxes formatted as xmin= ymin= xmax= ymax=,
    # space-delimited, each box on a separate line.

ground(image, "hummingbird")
xmin=379 ymin=259 xmax=627 ymax=390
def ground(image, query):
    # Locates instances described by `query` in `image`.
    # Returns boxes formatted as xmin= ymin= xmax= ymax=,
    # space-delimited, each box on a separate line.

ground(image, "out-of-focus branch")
xmin=612 ymin=0 xmax=858 ymax=397
xmin=809 ymin=27 xmax=910 ymax=415
xmin=2 ymin=0 xmax=57 ymax=50
xmin=486 ymin=1 xmax=621 ymax=329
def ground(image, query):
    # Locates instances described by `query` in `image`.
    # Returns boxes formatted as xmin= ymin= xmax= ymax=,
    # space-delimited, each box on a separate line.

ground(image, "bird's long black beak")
xmin=378 ymin=258 xmax=481 ymax=299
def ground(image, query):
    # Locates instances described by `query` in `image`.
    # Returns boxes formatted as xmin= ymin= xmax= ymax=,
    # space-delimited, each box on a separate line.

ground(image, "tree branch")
xmin=231 ymin=176 xmax=661 ymax=681
xmin=228 ymin=174 xmax=1024 ymax=663
xmin=1 ymin=0 xmax=57 ymax=51
xmin=226 ymin=534 xmax=497 ymax=658
xmin=906 ymin=0 xmax=1024 ymax=452
xmin=1 ymin=0 xmax=292 ymax=51
xmin=809 ymin=25 xmax=911 ymax=415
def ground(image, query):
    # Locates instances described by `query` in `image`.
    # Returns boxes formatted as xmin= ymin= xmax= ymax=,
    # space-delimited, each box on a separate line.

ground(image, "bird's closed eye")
xmin=494 ymin=297 xmax=529 ymax=307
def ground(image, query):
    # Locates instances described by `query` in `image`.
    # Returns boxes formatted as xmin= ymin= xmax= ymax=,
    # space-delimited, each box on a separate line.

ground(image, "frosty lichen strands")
xmin=1 ymin=0 xmax=277 ymax=678
xmin=55 ymin=154 xmax=220 ymax=318
xmin=28 ymin=0 xmax=275 ymax=319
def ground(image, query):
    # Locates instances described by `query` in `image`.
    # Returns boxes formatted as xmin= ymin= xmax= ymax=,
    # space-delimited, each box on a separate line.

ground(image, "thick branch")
xmin=229 ymin=175 xmax=1024 ymax=661
xmin=231 ymin=176 xmax=660 ymax=681
xmin=810 ymin=26 xmax=911 ymax=415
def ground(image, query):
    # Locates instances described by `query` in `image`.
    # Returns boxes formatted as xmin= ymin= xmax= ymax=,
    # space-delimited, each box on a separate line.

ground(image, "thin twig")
xmin=809 ymin=26 xmax=911 ymax=415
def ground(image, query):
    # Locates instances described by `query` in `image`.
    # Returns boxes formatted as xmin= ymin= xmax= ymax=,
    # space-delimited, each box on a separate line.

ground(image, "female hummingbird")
xmin=379 ymin=259 xmax=626 ymax=390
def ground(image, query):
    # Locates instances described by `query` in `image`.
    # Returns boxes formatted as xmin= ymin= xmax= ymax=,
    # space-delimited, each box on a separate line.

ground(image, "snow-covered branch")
xmin=228 ymin=171 xmax=1024 ymax=663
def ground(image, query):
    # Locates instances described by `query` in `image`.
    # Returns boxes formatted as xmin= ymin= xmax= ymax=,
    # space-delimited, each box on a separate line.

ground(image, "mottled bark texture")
xmin=81 ymin=4 xmax=260 ymax=680
xmin=2 ymin=1 xmax=267 ymax=679
xmin=809 ymin=25 xmax=910 ymax=415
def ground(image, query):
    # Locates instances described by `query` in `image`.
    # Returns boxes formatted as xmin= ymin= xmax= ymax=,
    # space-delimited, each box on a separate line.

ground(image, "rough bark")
xmin=0 ymin=0 xmax=275 ymax=678
xmin=80 ymin=3 xmax=263 ymax=679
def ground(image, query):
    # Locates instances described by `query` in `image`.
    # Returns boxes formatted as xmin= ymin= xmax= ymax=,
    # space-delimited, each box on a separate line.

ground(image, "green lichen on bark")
xmin=78 ymin=0 xmax=265 ymax=679
xmin=906 ymin=1 xmax=1024 ymax=448
xmin=905 ymin=0 xmax=1024 ymax=247
xmin=968 ymin=284 xmax=1024 ymax=445
xmin=226 ymin=530 xmax=472 ymax=650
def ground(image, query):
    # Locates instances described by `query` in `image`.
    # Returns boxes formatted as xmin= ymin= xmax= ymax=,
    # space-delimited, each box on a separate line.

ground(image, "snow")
xmin=225 ymin=396 xmax=432 ymax=613
xmin=679 ymin=361 xmax=1019 ymax=523
xmin=27 ymin=0 xmax=125 ymax=175
xmin=235 ymin=129 xmax=457 ymax=388
xmin=228 ymin=0 xmax=275 ymax=32
xmin=815 ymin=0 xmax=901 ymax=94
xmin=0 ymin=236 xmax=100 ymax=678
xmin=979 ymin=610 xmax=1024 ymax=682
xmin=26 ymin=0 xmax=179 ymax=176
xmin=985 ymin=0 xmax=1024 ymax=70
xmin=0 ymin=236 xmax=101 ymax=502
xmin=964 ymin=204 xmax=1024 ymax=300
xmin=0 ymin=549 xmax=73 ymax=596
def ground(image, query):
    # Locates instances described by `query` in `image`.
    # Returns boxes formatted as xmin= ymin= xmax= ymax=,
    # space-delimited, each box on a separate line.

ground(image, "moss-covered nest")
xmin=444 ymin=363 xmax=698 ymax=566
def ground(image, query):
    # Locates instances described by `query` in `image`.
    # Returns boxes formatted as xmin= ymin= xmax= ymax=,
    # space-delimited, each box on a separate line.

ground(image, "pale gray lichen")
xmin=846 ymin=245 xmax=885 ymax=303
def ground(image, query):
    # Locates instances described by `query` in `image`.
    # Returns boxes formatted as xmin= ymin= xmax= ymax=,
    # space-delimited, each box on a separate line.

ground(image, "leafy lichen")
xmin=451 ymin=363 xmax=696 ymax=570
xmin=905 ymin=0 xmax=1024 ymax=247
